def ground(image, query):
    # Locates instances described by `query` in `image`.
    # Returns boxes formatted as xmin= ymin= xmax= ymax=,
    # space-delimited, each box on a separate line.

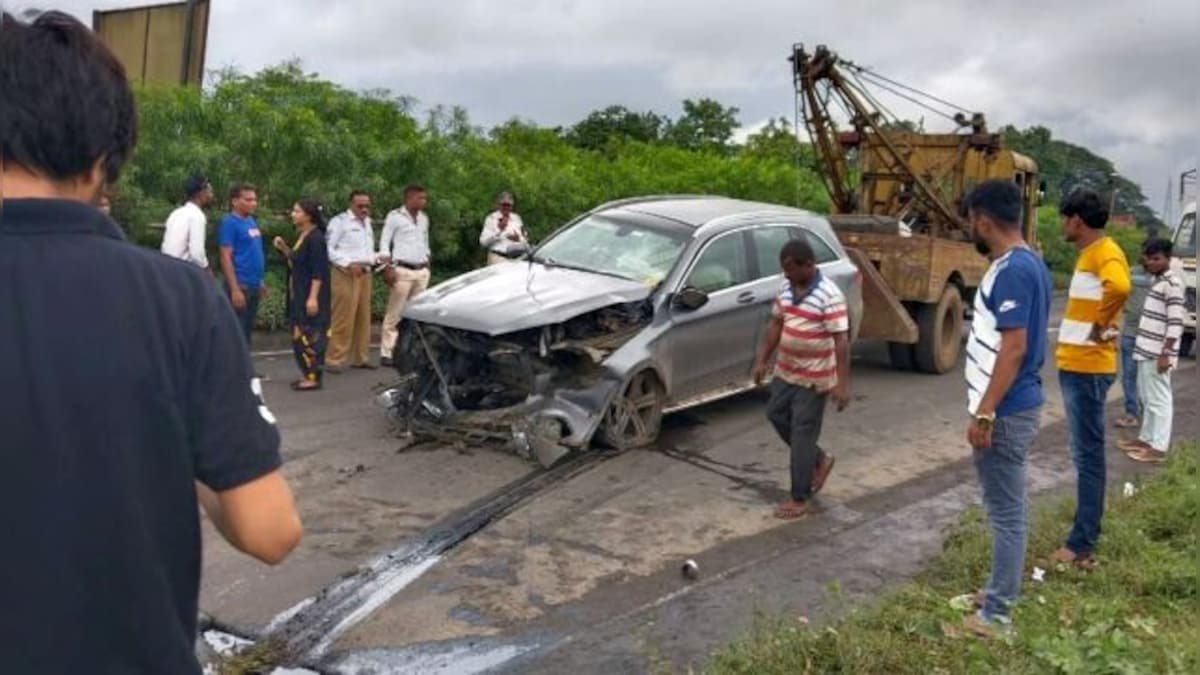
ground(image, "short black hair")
xmin=1059 ymin=188 xmax=1109 ymax=229
xmin=1142 ymin=237 xmax=1173 ymax=257
xmin=779 ymin=238 xmax=815 ymax=265
xmin=228 ymin=182 xmax=256 ymax=202
xmin=404 ymin=184 xmax=427 ymax=198
xmin=0 ymin=11 xmax=138 ymax=185
xmin=184 ymin=174 xmax=210 ymax=199
xmin=963 ymin=179 xmax=1022 ymax=230
xmin=348 ymin=189 xmax=370 ymax=202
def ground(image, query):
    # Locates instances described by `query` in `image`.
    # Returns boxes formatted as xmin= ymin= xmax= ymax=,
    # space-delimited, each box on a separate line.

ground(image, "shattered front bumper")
xmin=378 ymin=319 xmax=629 ymax=467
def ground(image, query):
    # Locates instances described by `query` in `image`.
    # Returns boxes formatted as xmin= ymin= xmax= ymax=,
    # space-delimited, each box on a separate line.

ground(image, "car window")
xmin=794 ymin=228 xmax=840 ymax=264
xmin=686 ymin=232 xmax=749 ymax=293
xmin=750 ymin=224 xmax=840 ymax=272
xmin=750 ymin=227 xmax=792 ymax=279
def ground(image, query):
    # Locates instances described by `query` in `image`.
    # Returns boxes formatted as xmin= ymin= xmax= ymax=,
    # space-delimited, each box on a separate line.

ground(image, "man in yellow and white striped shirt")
xmin=1052 ymin=188 xmax=1130 ymax=569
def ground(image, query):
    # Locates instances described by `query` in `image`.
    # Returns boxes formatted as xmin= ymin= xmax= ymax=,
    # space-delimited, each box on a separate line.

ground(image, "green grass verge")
xmin=708 ymin=443 xmax=1200 ymax=675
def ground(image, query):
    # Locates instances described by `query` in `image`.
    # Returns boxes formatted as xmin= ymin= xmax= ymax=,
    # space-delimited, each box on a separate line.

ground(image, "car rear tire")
xmin=597 ymin=370 xmax=665 ymax=451
xmin=914 ymin=285 xmax=964 ymax=374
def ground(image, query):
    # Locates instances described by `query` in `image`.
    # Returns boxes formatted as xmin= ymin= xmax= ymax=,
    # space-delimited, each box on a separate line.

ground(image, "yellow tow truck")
xmin=790 ymin=44 xmax=1042 ymax=373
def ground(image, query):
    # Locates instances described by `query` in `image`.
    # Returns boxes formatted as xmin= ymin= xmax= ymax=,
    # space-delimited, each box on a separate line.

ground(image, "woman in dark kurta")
xmin=273 ymin=198 xmax=331 ymax=390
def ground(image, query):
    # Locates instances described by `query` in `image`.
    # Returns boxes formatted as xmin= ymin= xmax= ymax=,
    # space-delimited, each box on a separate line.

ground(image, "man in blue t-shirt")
xmin=219 ymin=183 xmax=267 ymax=346
xmin=961 ymin=180 xmax=1052 ymax=636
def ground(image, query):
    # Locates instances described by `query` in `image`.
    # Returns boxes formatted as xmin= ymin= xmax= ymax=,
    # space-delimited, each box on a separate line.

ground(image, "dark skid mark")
xmin=657 ymin=446 xmax=789 ymax=504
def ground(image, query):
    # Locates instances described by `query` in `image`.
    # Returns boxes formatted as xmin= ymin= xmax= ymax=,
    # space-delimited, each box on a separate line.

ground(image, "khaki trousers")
xmin=487 ymin=251 xmax=509 ymax=266
xmin=381 ymin=266 xmax=431 ymax=360
xmin=329 ymin=266 xmax=372 ymax=366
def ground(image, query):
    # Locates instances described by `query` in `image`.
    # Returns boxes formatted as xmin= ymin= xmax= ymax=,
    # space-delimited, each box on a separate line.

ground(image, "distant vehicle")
xmin=382 ymin=196 xmax=863 ymax=466
xmin=1171 ymin=201 xmax=1196 ymax=357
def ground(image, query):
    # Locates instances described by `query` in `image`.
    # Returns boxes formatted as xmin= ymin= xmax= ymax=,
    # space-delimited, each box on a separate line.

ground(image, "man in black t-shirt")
xmin=0 ymin=11 xmax=302 ymax=673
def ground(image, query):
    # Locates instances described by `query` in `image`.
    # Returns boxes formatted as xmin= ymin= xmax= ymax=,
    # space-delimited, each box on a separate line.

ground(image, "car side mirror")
xmin=672 ymin=286 xmax=709 ymax=311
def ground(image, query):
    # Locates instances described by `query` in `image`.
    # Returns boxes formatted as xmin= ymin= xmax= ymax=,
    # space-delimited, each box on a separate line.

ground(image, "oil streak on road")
xmin=261 ymin=449 xmax=608 ymax=669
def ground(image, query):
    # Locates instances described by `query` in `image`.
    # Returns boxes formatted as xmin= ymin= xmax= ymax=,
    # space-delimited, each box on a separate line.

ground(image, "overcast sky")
xmin=17 ymin=0 xmax=1200 ymax=218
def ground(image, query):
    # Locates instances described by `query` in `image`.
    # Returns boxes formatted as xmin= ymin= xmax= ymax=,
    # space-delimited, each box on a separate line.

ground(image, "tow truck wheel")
xmin=914 ymin=285 xmax=964 ymax=374
xmin=598 ymin=370 xmax=665 ymax=451
xmin=887 ymin=341 xmax=916 ymax=370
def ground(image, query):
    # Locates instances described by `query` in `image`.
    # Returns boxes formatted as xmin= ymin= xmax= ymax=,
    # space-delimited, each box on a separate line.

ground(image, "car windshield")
xmin=532 ymin=215 xmax=689 ymax=286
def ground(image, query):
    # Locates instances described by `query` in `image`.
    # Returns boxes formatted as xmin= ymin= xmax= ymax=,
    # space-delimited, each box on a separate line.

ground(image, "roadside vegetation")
xmin=111 ymin=62 xmax=1157 ymax=326
xmin=707 ymin=442 xmax=1199 ymax=674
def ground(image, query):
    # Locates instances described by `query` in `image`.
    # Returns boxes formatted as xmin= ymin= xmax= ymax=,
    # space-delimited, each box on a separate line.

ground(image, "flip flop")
xmin=291 ymin=380 xmax=322 ymax=392
xmin=1117 ymin=438 xmax=1147 ymax=452
xmin=1127 ymin=448 xmax=1167 ymax=464
xmin=1049 ymin=546 xmax=1097 ymax=570
xmin=774 ymin=500 xmax=810 ymax=520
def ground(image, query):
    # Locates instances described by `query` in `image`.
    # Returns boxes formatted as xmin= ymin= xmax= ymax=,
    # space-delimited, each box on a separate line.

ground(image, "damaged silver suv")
xmin=382 ymin=196 xmax=863 ymax=465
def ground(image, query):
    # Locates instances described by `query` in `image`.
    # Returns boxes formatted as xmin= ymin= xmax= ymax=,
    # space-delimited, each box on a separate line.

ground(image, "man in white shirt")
xmin=378 ymin=184 xmax=432 ymax=367
xmin=479 ymin=191 xmax=527 ymax=266
xmin=160 ymin=174 xmax=213 ymax=268
xmin=326 ymin=190 xmax=378 ymax=371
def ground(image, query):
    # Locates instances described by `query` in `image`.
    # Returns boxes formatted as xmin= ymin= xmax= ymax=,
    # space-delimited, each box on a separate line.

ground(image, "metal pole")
xmin=180 ymin=0 xmax=199 ymax=86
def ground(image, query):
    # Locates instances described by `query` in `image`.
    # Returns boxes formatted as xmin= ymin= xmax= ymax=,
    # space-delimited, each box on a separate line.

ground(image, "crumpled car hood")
xmin=404 ymin=262 xmax=654 ymax=335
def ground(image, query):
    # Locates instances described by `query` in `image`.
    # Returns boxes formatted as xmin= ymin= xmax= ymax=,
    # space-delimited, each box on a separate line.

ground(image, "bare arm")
xmin=196 ymin=471 xmax=301 ymax=565
xmin=753 ymin=316 xmax=784 ymax=384
xmin=976 ymin=328 xmax=1027 ymax=417
xmin=831 ymin=330 xmax=851 ymax=410
xmin=1096 ymin=256 xmax=1131 ymax=327
xmin=968 ymin=328 xmax=1027 ymax=450
xmin=219 ymin=246 xmax=239 ymax=290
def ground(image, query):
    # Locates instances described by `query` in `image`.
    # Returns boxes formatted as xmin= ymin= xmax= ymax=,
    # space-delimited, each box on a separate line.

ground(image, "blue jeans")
xmin=974 ymin=407 xmax=1041 ymax=623
xmin=1119 ymin=334 xmax=1139 ymax=417
xmin=1059 ymin=371 xmax=1115 ymax=556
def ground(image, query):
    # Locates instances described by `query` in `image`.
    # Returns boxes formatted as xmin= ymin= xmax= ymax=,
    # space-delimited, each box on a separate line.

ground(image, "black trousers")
xmin=291 ymin=320 xmax=328 ymax=383
xmin=225 ymin=283 xmax=260 ymax=348
xmin=766 ymin=379 xmax=828 ymax=502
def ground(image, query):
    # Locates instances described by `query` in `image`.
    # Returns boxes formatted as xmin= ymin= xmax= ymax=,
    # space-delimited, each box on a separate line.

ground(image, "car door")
xmin=665 ymin=229 xmax=758 ymax=403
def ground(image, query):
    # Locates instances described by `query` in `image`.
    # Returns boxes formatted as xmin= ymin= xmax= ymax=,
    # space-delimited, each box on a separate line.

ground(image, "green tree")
xmin=741 ymin=117 xmax=816 ymax=167
xmin=565 ymin=105 xmax=666 ymax=151
xmin=1003 ymin=125 xmax=1160 ymax=228
xmin=665 ymin=98 xmax=740 ymax=154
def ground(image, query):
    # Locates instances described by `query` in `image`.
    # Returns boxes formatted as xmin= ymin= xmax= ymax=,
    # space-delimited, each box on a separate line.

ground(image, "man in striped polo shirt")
xmin=1053 ymin=188 xmax=1131 ymax=569
xmin=753 ymin=239 xmax=851 ymax=519
xmin=1119 ymin=238 xmax=1185 ymax=463
xmin=961 ymin=180 xmax=1052 ymax=635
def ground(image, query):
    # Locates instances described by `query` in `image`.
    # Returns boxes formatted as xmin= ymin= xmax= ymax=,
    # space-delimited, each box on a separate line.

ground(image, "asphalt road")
xmin=197 ymin=298 xmax=1198 ymax=673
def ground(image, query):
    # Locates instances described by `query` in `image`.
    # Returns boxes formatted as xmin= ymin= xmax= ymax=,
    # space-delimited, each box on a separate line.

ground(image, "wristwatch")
xmin=974 ymin=411 xmax=995 ymax=430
